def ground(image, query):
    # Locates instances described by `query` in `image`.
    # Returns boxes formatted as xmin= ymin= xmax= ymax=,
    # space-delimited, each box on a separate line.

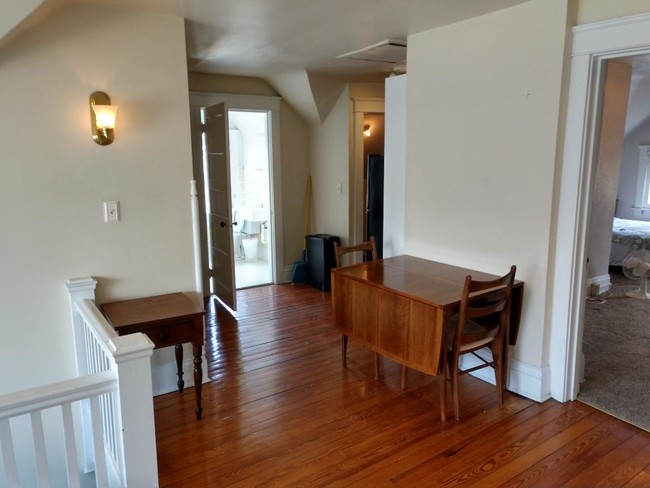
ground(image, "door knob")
xmin=220 ymin=221 xmax=227 ymax=228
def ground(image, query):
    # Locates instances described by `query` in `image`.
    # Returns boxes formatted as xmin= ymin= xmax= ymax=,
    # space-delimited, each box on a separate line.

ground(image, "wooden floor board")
xmin=154 ymin=284 xmax=650 ymax=487
xmin=403 ymin=403 xmax=600 ymax=488
xmin=562 ymin=432 xmax=650 ymax=488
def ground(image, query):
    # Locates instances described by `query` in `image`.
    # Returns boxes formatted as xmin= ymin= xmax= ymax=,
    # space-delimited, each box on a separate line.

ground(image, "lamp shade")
xmin=92 ymin=104 xmax=118 ymax=129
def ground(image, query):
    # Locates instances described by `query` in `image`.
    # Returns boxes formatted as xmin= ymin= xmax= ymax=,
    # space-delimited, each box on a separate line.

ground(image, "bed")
xmin=610 ymin=217 xmax=650 ymax=265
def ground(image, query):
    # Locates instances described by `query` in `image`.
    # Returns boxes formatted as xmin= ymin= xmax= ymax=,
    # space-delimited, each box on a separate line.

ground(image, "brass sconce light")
xmin=363 ymin=124 xmax=372 ymax=137
xmin=89 ymin=91 xmax=118 ymax=146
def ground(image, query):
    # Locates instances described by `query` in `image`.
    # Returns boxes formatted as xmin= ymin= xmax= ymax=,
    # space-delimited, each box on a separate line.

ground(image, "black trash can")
xmin=306 ymin=234 xmax=339 ymax=291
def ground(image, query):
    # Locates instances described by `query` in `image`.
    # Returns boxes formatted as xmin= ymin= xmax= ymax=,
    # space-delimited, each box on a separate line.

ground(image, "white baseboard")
xmin=459 ymin=349 xmax=551 ymax=403
xmin=151 ymin=351 xmax=210 ymax=397
xmin=586 ymin=274 xmax=611 ymax=296
xmin=283 ymin=265 xmax=294 ymax=283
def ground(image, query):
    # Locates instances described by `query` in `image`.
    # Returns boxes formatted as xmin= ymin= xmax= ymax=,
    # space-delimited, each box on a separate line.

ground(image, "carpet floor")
xmin=580 ymin=269 xmax=650 ymax=431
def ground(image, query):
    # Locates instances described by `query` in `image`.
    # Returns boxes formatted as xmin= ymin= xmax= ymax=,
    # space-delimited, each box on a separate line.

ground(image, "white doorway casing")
xmin=552 ymin=13 xmax=650 ymax=401
xmin=350 ymin=97 xmax=384 ymax=248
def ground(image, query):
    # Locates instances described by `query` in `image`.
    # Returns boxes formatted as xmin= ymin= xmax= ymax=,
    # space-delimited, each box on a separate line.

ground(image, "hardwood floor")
xmin=154 ymin=283 xmax=650 ymax=487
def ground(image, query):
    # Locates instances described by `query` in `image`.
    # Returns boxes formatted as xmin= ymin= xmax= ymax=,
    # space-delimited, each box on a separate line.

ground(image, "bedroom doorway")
xmin=553 ymin=13 xmax=650 ymax=406
xmin=580 ymin=55 xmax=650 ymax=430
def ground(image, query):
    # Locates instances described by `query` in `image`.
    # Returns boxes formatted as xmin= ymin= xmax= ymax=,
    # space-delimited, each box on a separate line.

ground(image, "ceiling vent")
xmin=336 ymin=39 xmax=407 ymax=64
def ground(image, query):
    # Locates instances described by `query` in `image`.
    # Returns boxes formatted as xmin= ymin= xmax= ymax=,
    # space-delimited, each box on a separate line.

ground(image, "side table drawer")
xmin=144 ymin=324 xmax=194 ymax=348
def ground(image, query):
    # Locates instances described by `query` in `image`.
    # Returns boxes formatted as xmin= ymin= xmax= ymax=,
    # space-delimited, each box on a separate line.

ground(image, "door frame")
xmin=349 ymin=97 xmax=384 ymax=248
xmin=189 ymin=92 xmax=284 ymax=294
xmin=552 ymin=13 xmax=650 ymax=401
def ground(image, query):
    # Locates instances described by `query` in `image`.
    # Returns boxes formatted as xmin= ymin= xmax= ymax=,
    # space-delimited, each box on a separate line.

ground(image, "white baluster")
xmin=61 ymin=402 xmax=80 ymax=488
xmin=31 ymin=411 xmax=51 ymax=488
xmin=0 ymin=418 xmax=19 ymax=486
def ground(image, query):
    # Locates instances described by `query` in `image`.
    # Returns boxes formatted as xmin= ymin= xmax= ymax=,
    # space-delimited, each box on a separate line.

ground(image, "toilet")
xmin=232 ymin=208 xmax=263 ymax=260
xmin=232 ymin=210 xmax=245 ymax=259
xmin=242 ymin=236 xmax=259 ymax=260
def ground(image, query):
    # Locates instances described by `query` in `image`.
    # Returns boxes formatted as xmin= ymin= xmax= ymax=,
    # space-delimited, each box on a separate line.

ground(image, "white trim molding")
xmin=460 ymin=351 xmax=551 ymax=403
xmin=552 ymin=12 xmax=650 ymax=402
xmin=586 ymin=273 xmax=611 ymax=296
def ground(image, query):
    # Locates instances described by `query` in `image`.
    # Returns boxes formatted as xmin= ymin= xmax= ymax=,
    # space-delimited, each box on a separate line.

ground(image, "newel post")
xmin=109 ymin=334 xmax=158 ymax=487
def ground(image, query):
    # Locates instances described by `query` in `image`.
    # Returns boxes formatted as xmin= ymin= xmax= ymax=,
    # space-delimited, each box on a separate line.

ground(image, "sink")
xmin=237 ymin=207 xmax=269 ymax=222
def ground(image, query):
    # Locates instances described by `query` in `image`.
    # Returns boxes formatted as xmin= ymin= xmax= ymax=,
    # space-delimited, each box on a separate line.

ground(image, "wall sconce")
xmin=89 ymin=91 xmax=118 ymax=146
xmin=363 ymin=124 xmax=372 ymax=137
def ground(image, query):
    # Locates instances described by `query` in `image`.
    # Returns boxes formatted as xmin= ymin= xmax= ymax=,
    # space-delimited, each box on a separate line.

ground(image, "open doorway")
xmin=189 ymin=92 xmax=284 ymax=308
xmin=363 ymin=113 xmax=385 ymax=258
xmin=581 ymin=56 xmax=650 ymax=430
xmin=553 ymin=13 xmax=650 ymax=404
xmin=350 ymin=98 xmax=384 ymax=251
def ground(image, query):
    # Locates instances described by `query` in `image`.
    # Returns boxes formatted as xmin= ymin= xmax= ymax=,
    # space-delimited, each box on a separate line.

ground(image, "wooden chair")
xmin=333 ymin=237 xmax=380 ymax=379
xmin=445 ymin=265 xmax=516 ymax=420
xmin=333 ymin=236 xmax=378 ymax=268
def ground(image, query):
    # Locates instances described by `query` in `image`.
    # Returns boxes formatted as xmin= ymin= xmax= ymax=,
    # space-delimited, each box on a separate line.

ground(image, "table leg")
xmin=193 ymin=340 xmax=203 ymax=420
xmin=175 ymin=344 xmax=184 ymax=392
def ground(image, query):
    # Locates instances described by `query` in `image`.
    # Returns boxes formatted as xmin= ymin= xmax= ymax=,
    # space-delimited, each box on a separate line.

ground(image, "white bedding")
xmin=610 ymin=217 xmax=650 ymax=265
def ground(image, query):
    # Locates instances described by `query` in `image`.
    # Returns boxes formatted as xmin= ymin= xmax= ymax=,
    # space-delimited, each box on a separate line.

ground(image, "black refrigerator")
xmin=366 ymin=154 xmax=384 ymax=259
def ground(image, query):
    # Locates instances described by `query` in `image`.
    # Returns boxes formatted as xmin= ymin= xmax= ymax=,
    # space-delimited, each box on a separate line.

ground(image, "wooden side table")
xmin=101 ymin=292 xmax=205 ymax=420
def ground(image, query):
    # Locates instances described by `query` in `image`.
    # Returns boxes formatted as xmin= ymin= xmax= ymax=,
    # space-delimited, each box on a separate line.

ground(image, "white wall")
xmin=309 ymin=86 xmax=350 ymax=240
xmin=576 ymin=0 xmax=650 ymax=25
xmin=617 ymin=66 xmax=650 ymax=221
xmin=406 ymin=0 xmax=568 ymax=400
xmin=0 ymin=0 xmax=46 ymax=39
xmin=309 ymin=82 xmax=385 ymax=247
xmin=586 ymin=62 xmax=631 ymax=282
xmin=383 ymin=75 xmax=407 ymax=258
xmin=0 ymin=5 xmax=195 ymax=393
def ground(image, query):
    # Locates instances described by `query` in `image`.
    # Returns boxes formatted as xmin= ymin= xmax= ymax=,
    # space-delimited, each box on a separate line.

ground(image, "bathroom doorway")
xmin=229 ymin=110 xmax=273 ymax=289
xmin=190 ymin=92 xmax=284 ymax=304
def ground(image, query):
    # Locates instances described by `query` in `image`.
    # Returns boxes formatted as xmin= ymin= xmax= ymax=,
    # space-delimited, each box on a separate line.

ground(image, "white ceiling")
xmin=181 ymin=0 xmax=528 ymax=82
xmin=2 ymin=0 xmax=530 ymax=121
xmin=15 ymin=0 xmax=526 ymax=82
xmin=181 ymin=0 xmax=530 ymax=121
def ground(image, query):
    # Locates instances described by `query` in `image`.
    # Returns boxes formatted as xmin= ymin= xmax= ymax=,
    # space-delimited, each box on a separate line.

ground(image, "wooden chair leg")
xmin=501 ymin=334 xmax=510 ymax=398
xmin=439 ymin=361 xmax=447 ymax=423
xmin=342 ymin=334 xmax=348 ymax=368
xmin=451 ymin=359 xmax=461 ymax=421
xmin=374 ymin=352 xmax=380 ymax=381
xmin=493 ymin=343 xmax=504 ymax=405
xmin=400 ymin=365 xmax=407 ymax=390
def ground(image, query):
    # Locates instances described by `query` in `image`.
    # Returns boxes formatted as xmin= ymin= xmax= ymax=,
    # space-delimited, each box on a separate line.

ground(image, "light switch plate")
xmin=104 ymin=201 xmax=120 ymax=222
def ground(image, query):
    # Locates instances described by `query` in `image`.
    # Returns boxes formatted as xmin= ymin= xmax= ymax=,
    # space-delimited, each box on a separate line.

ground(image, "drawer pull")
xmin=158 ymin=330 xmax=170 ymax=341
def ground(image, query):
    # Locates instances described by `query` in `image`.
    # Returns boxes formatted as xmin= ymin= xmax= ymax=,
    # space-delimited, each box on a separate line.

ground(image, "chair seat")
xmin=447 ymin=315 xmax=497 ymax=352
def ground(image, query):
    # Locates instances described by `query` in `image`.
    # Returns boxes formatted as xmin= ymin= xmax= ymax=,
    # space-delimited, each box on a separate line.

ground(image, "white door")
xmin=202 ymin=102 xmax=237 ymax=310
